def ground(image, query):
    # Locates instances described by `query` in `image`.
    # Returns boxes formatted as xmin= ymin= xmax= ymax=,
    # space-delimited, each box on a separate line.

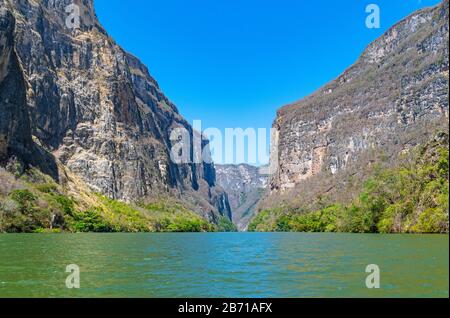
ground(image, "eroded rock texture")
xmin=216 ymin=164 xmax=267 ymax=231
xmin=0 ymin=7 xmax=31 ymax=164
xmin=263 ymin=1 xmax=449 ymax=209
xmin=0 ymin=0 xmax=231 ymax=222
xmin=0 ymin=6 xmax=57 ymax=178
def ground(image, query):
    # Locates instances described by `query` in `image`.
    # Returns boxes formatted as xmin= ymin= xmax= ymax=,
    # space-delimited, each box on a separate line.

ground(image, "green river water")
xmin=0 ymin=233 xmax=448 ymax=298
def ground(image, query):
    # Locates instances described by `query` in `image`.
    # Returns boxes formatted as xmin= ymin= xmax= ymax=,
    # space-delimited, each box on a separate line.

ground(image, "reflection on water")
xmin=0 ymin=233 xmax=448 ymax=298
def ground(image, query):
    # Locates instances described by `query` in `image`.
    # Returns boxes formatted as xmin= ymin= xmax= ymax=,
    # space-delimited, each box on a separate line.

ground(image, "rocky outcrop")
xmin=216 ymin=164 xmax=267 ymax=230
xmin=0 ymin=7 xmax=31 ymax=164
xmin=262 ymin=1 xmax=449 ymax=210
xmin=0 ymin=0 xmax=231 ymax=222
xmin=0 ymin=7 xmax=57 ymax=178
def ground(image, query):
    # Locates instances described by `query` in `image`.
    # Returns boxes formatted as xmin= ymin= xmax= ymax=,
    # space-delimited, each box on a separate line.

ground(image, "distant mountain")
xmin=256 ymin=1 xmax=449 ymax=233
xmin=0 ymin=0 xmax=231 ymax=231
xmin=216 ymin=164 xmax=267 ymax=230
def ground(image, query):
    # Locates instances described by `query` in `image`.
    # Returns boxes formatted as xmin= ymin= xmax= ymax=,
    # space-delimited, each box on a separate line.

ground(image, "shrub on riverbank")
xmin=249 ymin=136 xmax=449 ymax=234
xmin=0 ymin=168 xmax=233 ymax=233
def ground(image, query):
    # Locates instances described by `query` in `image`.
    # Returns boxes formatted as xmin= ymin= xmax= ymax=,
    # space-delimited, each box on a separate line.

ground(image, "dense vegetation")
xmin=0 ymin=168 xmax=236 ymax=233
xmin=249 ymin=136 xmax=449 ymax=234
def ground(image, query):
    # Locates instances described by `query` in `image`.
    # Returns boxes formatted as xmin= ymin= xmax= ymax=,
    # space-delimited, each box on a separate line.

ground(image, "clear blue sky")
xmin=94 ymin=0 xmax=441 ymax=165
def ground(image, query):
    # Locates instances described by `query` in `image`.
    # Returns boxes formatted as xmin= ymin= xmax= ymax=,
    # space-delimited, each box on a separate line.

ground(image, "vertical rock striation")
xmin=216 ymin=164 xmax=267 ymax=230
xmin=0 ymin=6 xmax=57 ymax=178
xmin=262 ymin=1 xmax=449 ymax=210
xmin=0 ymin=0 xmax=231 ymax=222
xmin=0 ymin=7 xmax=31 ymax=164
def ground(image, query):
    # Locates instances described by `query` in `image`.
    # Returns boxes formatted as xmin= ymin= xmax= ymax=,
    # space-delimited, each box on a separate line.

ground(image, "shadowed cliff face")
xmin=262 ymin=1 xmax=449 ymax=210
xmin=0 ymin=7 xmax=58 ymax=179
xmin=0 ymin=8 xmax=31 ymax=163
xmin=0 ymin=0 xmax=231 ymax=222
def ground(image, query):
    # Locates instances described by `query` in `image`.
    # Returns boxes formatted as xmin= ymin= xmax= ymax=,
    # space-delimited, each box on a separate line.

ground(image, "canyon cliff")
xmin=260 ymin=1 xmax=449 ymax=218
xmin=216 ymin=164 xmax=267 ymax=231
xmin=0 ymin=0 xmax=231 ymax=225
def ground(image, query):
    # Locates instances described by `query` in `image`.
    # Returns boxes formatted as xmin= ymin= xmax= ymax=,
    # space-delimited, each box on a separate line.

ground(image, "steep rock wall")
xmin=263 ymin=1 xmax=449 ymax=209
xmin=0 ymin=0 xmax=231 ymax=221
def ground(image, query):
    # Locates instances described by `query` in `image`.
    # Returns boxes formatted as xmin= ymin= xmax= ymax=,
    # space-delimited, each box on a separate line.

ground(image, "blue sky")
xmin=94 ymin=0 xmax=441 ymax=165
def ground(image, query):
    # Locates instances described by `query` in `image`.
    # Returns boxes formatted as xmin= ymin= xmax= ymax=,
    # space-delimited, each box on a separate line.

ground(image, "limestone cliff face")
xmin=216 ymin=164 xmax=267 ymax=231
xmin=0 ymin=7 xmax=57 ymax=178
xmin=0 ymin=0 xmax=231 ymax=221
xmin=263 ymin=1 xmax=449 ymax=209
xmin=0 ymin=7 xmax=31 ymax=164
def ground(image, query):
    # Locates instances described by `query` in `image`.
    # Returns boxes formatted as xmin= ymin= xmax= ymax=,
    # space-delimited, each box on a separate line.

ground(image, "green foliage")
xmin=96 ymin=195 xmax=149 ymax=232
xmin=96 ymin=195 xmax=217 ymax=233
xmin=289 ymin=211 xmax=326 ymax=232
xmin=71 ymin=210 xmax=114 ymax=233
xmin=0 ymin=174 xmax=222 ymax=233
xmin=53 ymin=195 xmax=75 ymax=216
xmin=165 ymin=217 xmax=211 ymax=232
xmin=217 ymin=216 xmax=237 ymax=232
xmin=2 ymin=189 xmax=50 ymax=232
xmin=248 ymin=209 xmax=278 ymax=232
xmin=276 ymin=214 xmax=292 ymax=232
xmin=9 ymin=189 xmax=36 ymax=212
xmin=249 ymin=142 xmax=449 ymax=234
xmin=33 ymin=228 xmax=62 ymax=234
xmin=35 ymin=183 xmax=58 ymax=194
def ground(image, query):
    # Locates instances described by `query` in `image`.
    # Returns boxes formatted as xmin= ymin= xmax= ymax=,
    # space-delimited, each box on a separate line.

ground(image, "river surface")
xmin=0 ymin=233 xmax=448 ymax=298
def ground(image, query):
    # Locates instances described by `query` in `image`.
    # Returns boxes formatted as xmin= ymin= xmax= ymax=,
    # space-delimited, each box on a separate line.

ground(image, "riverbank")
xmin=250 ymin=136 xmax=449 ymax=234
xmin=0 ymin=167 xmax=235 ymax=233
